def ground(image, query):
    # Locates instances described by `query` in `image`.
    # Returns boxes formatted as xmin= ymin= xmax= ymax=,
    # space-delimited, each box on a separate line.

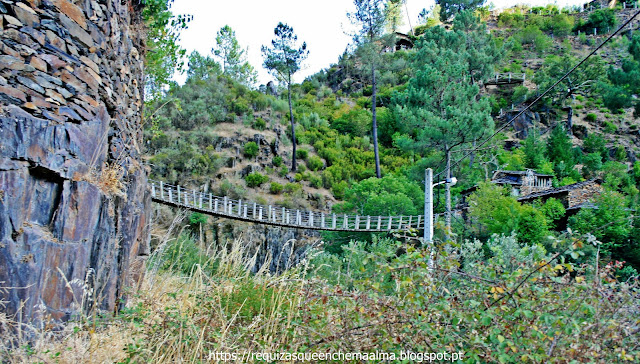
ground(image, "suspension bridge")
xmin=149 ymin=179 xmax=426 ymax=232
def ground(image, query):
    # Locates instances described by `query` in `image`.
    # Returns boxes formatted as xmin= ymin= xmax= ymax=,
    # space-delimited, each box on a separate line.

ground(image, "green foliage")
xmin=213 ymin=25 xmax=257 ymax=87
xmin=585 ymin=113 xmax=597 ymax=122
xmin=330 ymin=107 xmax=371 ymax=137
xmin=522 ymin=130 xmax=547 ymax=170
xmin=269 ymin=182 xmax=283 ymax=194
xmin=546 ymin=125 xmax=578 ymax=180
xmin=334 ymin=174 xmax=424 ymax=216
xmin=293 ymin=150 xmax=308 ymax=163
xmin=569 ymin=190 xmax=632 ymax=253
xmin=539 ymin=198 xmax=566 ymax=229
xmin=468 ymin=183 xmax=549 ymax=243
xmin=142 ymin=0 xmax=191 ymax=98
xmin=245 ymin=172 xmax=269 ymax=188
xmin=272 ymin=155 xmax=283 ymax=167
xmin=253 ymin=118 xmax=267 ymax=130
xmin=436 ymin=0 xmax=486 ymax=22
xmin=545 ymin=13 xmax=574 ymax=37
xmin=243 ymin=141 xmax=259 ymax=158
xmin=306 ymin=156 xmax=324 ymax=171
xmin=150 ymin=235 xmax=212 ymax=275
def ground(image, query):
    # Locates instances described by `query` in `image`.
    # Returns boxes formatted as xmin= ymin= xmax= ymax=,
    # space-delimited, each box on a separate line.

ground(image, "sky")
xmin=170 ymin=0 xmax=590 ymax=86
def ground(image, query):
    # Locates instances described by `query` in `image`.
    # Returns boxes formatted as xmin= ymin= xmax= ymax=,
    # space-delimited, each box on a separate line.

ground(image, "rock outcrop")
xmin=0 ymin=0 xmax=149 ymax=326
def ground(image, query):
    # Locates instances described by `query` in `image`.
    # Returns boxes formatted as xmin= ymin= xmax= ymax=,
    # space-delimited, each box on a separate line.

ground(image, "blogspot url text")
xmin=208 ymin=350 xmax=464 ymax=362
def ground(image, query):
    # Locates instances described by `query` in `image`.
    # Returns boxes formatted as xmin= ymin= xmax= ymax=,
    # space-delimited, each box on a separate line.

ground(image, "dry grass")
xmin=79 ymin=162 xmax=126 ymax=198
xmin=0 ymin=233 xmax=311 ymax=363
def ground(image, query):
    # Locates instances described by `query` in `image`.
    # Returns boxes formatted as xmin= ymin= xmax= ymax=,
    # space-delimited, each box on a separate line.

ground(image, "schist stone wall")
xmin=0 ymin=0 xmax=150 ymax=325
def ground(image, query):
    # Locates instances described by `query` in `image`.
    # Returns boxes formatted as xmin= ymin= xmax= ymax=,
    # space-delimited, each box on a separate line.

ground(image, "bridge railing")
xmin=149 ymin=179 xmax=424 ymax=231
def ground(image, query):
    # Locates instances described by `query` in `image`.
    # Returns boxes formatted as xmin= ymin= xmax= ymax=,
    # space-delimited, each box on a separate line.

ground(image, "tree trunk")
xmin=566 ymin=106 xmax=573 ymax=135
xmin=288 ymin=77 xmax=296 ymax=172
xmin=372 ymin=63 xmax=381 ymax=178
xmin=445 ymin=148 xmax=452 ymax=235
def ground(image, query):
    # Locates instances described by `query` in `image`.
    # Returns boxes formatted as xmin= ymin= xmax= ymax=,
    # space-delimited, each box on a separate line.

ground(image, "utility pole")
xmin=424 ymin=168 xmax=433 ymax=245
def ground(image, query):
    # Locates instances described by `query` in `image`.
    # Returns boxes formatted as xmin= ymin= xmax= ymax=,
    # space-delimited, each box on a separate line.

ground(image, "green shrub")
xmin=273 ymin=155 xmax=283 ymax=167
xmin=253 ymin=118 xmax=266 ymax=130
xmin=585 ymin=113 xmax=597 ymax=122
xmin=307 ymin=156 xmax=324 ymax=171
xmin=604 ymin=121 xmax=618 ymax=133
xmin=284 ymin=182 xmax=302 ymax=195
xmin=295 ymin=148 xmax=309 ymax=160
xmin=269 ymin=182 xmax=283 ymax=194
xmin=279 ymin=165 xmax=289 ymax=177
xmin=539 ymin=198 xmax=566 ymax=229
xmin=245 ymin=172 xmax=269 ymax=188
xmin=331 ymin=180 xmax=349 ymax=200
xmin=244 ymin=142 xmax=259 ymax=158
xmin=310 ymin=175 xmax=323 ymax=189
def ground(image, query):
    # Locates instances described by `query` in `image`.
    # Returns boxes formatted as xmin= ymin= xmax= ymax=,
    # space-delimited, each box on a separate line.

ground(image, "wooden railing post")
xmin=238 ymin=200 xmax=242 ymax=216
xmin=282 ymin=207 xmax=285 ymax=223
xmin=332 ymin=214 xmax=336 ymax=229
xmin=366 ymin=216 xmax=371 ymax=230
xmin=388 ymin=216 xmax=393 ymax=230
xmin=377 ymin=216 xmax=381 ymax=230
xmin=309 ymin=211 xmax=313 ymax=227
xmin=321 ymin=213 xmax=325 ymax=229
xmin=253 ymin=203 xmax=257 ymax=219
xmin=209 ymin=193 xmax=212 ymax=210
xmin=160 ymin=181 xmax=164 ymax=199
xmin=214 ymin=198 xmax=219 ymax=212
xmin=258 ymin=206 xmax=263 ymax=220
xmin=177 ymin=185 xmax=181 ymax=204
xmin=343 ymin=214 xmax=348 ymax=229
xmin=243 ymin=204 xmax=248 ymax=218
xmin=168 ymin=188 xmax=172 ymax=203
xmin=355 ymin=216 xmax=360 ymax=230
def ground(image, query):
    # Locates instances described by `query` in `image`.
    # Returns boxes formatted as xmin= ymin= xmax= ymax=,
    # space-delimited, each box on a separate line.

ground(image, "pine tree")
xmin=394 ymin=26 xmax=495 ymax=230
xmin=349 ymin=0 xmax=389 ymax=178
xmin=213 ymin=25 xmax=257 ymax=87
xmin=262 ymin=23 xmax=308 ymax=172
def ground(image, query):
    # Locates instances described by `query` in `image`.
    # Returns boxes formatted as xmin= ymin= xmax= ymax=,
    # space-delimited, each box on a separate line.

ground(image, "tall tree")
xmin=142 ymin=0 xmax=191 ymax=99
xmin=394 ymin=27 xmax=495 ymax=231
xmin=436 ymin=0 xmax=485 ymax=22
xmin=262 ymin=23 xmax=308 ymax=172
xmin=213 ymin=25 xmax=257 ymax=87
xmin=349 ymin=0 xmax=388 ymax=178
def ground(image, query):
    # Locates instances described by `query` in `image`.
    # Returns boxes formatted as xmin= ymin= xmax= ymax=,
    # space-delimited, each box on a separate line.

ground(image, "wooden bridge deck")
xmin=149 ymin=180 xmax=425 ymax=232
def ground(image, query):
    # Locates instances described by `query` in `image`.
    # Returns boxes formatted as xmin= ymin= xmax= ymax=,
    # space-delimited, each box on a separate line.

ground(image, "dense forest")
xmin=4 ymin=0 xmax=640 ymax=362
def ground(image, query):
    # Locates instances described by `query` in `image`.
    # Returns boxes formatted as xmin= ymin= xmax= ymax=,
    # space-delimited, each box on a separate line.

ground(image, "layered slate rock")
xmin=0 ymin=0 xmax=150 ymax=325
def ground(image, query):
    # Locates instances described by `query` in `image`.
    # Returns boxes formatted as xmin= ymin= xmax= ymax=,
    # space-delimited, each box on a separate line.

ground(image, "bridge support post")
xmin=377 ymin=216 xmax=381 ymax=230
xmin=199 ymin=193 xmax=203 ymax=208
xmin=223 ymin=197 xmax=228 ymax=214
xmin=366 ymin=216 xmax=370 ymax=230
xmin=243 ymin=205 xmax=248 ymax=218
xmin=193 ymin=190 xmax=196 ymax=206
xmin=177 ymin=185 xmax=181 ymax=204
xmin=151 ymin=183 xmax=156 ymax=198
xmin=387 ymin=216 xmax=392 ymax=230
xmin=238 ymin=200 xmax=242 ymax=216
xmin=332 ymin=214 xmax=336 ymax=229
xmin=343 ymin=214 xmax=348 ymax=229
xmin=214 ymin=198 xmax=219 ymax=212
xmin=168 ymin=189 xmax=172 ymax=203
xmin=309 ymin=211 xmax=313 ymax=227
xmin=321 ymin=214 xmax=325 ymax=229
xmin=160 ymin=181 xmax=164 ymax=199
xmin=282 ymin=207 xmax=285 ymax=223
xmin=258 ymin=207 xmax=263 ymax=220
xmin=253 ymin=203 xmax=257 ymax=219
xmin=209 ymin=193 xmax=212 ymax=210
xmin=268 ymin=206 xmax=272 ymax=222
xmin=355 ymin=216 xmax=359 ymax=230
xmin=184 ymin=192 xmax=188 ymax=206
xmin=286 ymin=211 xmax=290 ymax=224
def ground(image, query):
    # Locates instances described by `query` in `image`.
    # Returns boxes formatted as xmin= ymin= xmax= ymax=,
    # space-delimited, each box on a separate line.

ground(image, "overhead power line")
xmin=435 ymin=8 xmax=640 ymax=179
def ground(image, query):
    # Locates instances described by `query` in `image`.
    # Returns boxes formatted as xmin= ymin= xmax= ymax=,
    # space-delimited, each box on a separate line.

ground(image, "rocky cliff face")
xmin=0 ymin=0 xmax=150 ymax=325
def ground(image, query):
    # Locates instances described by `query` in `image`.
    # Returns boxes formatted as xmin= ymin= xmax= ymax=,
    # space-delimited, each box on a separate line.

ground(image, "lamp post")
xmin=424 ymin=168 xmax=457 ymax=266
